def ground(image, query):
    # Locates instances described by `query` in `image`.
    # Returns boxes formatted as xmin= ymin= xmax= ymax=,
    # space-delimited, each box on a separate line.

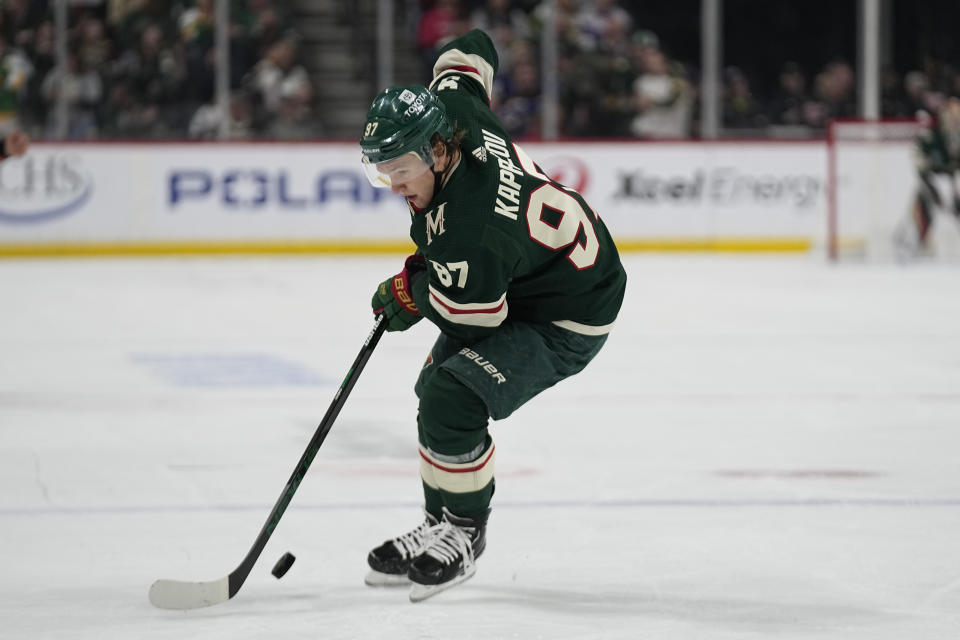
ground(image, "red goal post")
xmin=826 ymin=118 xmax=922 ymax=261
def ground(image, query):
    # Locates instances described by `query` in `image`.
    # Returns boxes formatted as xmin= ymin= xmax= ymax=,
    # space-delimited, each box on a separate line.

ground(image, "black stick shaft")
xmin=226 ymin=315 xmax=387 ymax=598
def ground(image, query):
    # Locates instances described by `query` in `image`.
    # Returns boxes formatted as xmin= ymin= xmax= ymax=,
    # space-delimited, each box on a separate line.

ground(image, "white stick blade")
xmin=148 ymin=577 xmax=230 ymax=610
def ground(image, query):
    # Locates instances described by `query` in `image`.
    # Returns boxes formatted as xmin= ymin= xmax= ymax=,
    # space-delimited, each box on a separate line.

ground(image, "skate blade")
xmin=364 ymin=570 xmax=411 ymax=587
xmin=408 ymin=566 xmax=476 ymax=603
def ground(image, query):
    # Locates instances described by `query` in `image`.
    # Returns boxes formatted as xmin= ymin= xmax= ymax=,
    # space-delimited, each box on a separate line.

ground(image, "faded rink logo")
xmin=0 ymin=152 xmax=93 ymax=223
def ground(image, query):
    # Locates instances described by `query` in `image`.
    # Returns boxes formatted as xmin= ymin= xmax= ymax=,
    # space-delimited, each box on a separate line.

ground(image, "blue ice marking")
xmin=129 ymin=352 xmax=331 ymax=388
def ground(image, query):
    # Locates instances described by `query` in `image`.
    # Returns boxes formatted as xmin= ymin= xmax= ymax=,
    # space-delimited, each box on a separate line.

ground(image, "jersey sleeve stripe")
xmin=428 ymin=285 xmax=508 ymax=327
xmin=447 ymin=64 xmax=480 ymax=74
xmin=430 ymin=48 xmax=496 ymax=101
xmin=552 ymin=319 xmax=616 ymax=336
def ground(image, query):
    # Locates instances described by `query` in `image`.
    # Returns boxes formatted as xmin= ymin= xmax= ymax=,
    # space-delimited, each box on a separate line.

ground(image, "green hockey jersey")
xmin=916 ymin=113 xmax=960 ymax=175
xmin=408 ymin=29 xmax=627 ymax=343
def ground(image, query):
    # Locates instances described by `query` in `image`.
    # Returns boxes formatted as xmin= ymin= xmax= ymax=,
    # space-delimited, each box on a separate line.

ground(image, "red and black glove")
xmin=371 ymin=254 xmax=426 ymax=331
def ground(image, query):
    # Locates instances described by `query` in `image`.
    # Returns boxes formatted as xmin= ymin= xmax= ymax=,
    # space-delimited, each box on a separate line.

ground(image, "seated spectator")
xmin=264 ymin=83 xmax=321 ymax=140
xmin=630 ymin=47 xmax=693 ymax=138
xmin=247 ymin=38 xmax=311 ymax=119
xmin=41 ymin=52 xmax=102 ymax=139
xmin=0 ymin=33 xmax=32 ymax=136
xmin=76 ymin=15 xmax=112 ymax=71
xmin=721 ymin=65 xmax=767 ymax=129
xmin=416 ymin=0 xmax=460 ymax=79
xmin=180 ymin=0 xmax=216 ymax=104
xmin=767 ymin=61 xmax=809 ymax=127
xmin=556 ymin=17 xmax=636 ymax=137
xmin=188 ymin=90 xmax=255 ymax=139
xmin=817 ymin=59 xmax=856 ymax=121
xmin=880 ymin=65 xmax=909 ymax=117
xmin=494 ymin=58 xmax=540 ymax=138
xmin=574 ymin=0 xmax=632 ymax=53
xmin=247 ymin=0 xmax=289 ymax=57
xmin=16 ymin=20 xmax=54 ymax=134
xmin=1 ymin=0 xmax=47 ymax=44
xmin=903 ymin=70 xmax=934 ymax=116
xmin=470 ymin=0 xmax=531 ymax=46
xmin=113 ymin=24 xmax=186 ymax=130
xmin=99 ymin=79 xmax=162 ymax=138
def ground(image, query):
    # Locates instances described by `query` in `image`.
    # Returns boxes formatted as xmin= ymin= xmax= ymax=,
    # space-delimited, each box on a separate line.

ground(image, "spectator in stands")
xmin=106 ymin=0 xmax=141 ymax=35
xmin=529 ymin=0 xmax=579 ymax=39
xmin=416 ymin=0 xmax=460 ymax=79
xmin=574 ymin=0 xmax=632 ymax=52
xmin=469 ymin=0 xmax=531 ymax=46
xmin=880 ymin=65 xmax=909 ymax=118
xmin=555 ymin=9 xmax=639 ymax=137
xmin=247 ymin=0 xmax=289 ymax=57
xmin=722 ymin=65 xmax=767 ymax=130
xmin=0 ymin=33 xmax=32 ymax=138
xmin=16 ymin=19 xmax=53 ymax=134
xmin=630 ymin=43 xmax=693 ymax=138
xmin=903 ymin=70 xmax=935 ymax=116
xmin=188 ymin=90 xmax=255 ymax=139
xmin=264 ymin=82 xmax=321 ymax=140
xmin=40 ymin=51 xmax=102 ymax=138
xmin=247 ymin=38 xmax=311 ymax=121
xmin=3 ymin=0 xmax=317 ymax=140
xmin=99 ymin=79 xmax=161 ymax=138
xmin=114 ymin=23 xmax=186 ymax=133
xmin=180 ymin=0 xmax=216 ymax=104
xmin=767 ymin=61 xmax=809 ymax=127
xmin=1 ymin=0 xmax=47 ymax=45
xmin=816 ymin=60 xmax=856 ymax=122
xmin=76 ymin=15 xmax=112 ymax=71
xmin=109 ymin=0 xmax=176 ymax=53
xmin=494 ymin=57 xmax=540 ymax=138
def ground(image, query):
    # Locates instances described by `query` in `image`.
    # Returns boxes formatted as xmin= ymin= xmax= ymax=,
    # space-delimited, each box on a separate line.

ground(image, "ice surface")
xmin=1 ymin=254 xmax=959 ymax=639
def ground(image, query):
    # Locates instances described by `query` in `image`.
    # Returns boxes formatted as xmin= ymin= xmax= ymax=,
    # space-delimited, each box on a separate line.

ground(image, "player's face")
xmin=387 ymin=143 xmax=449 ymax=209
xmin=362 ymin=150 xmax=437 ymax=209
xmin=389 ymin=160 xmax=437 ymax=209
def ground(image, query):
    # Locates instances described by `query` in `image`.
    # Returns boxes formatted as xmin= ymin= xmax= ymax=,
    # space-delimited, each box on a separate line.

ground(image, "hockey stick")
xmin=149 ymin=314 xmax=387 ymax=609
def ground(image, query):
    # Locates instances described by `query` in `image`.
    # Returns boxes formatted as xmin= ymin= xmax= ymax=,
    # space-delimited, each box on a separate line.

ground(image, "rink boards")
xmin=0 ymin=140 xmax=905 ymax=257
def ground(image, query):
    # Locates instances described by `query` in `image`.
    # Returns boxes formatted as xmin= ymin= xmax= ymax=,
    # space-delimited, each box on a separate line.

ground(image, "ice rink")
xmin=1 ymin=253 xmax=959 ymax=639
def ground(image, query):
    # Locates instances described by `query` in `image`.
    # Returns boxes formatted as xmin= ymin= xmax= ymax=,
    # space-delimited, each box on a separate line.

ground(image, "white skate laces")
xmin=421 ymin=519 xmax=476 ymax=569
xmin=364 ymin=510 xmax=440 ymax=587
xmin=367 ymin=507 xmax=488 ymax=600
xmin=393 ymin=515 xmax=439 ymax=560
xmin=406 ymin=507 xmax=488 ymax=602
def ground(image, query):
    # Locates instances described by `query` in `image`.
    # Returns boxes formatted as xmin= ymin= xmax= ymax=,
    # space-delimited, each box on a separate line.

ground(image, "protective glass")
xmin=361 ymin=151 xmax=432 ymax=188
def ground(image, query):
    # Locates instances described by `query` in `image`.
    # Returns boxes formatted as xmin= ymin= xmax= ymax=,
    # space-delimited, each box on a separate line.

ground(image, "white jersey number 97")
xmin=525 ymin=184 xmax=599 ymax=270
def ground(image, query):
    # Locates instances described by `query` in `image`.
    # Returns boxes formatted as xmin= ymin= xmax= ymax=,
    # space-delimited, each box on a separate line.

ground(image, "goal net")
xmin=827 ymin=118 xmax=960 ymax=261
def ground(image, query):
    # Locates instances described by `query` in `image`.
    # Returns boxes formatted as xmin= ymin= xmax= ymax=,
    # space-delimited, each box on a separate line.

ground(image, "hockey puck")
xmin=271 ymin=552 xmax=296 ymax=579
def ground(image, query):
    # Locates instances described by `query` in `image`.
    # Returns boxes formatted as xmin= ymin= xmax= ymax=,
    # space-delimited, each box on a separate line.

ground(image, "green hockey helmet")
xmin=360 ymin=85 xmax=453 ymax=188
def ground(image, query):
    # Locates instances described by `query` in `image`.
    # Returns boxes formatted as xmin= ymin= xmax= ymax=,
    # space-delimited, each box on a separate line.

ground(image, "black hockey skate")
xmin=407 ymin=507 xmax=488 ymax=602
xmin=365 ymin=510 xmax=439 ymax=586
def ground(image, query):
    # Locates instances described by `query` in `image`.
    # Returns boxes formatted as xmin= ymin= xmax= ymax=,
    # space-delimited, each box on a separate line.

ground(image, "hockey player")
xmin=0 ymin=129 xmax=29 ymax=161
xmin=359 ymin=29 xmax=627 ymax=602
xmin=896 ymin=97 xmax=960 ymax=257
